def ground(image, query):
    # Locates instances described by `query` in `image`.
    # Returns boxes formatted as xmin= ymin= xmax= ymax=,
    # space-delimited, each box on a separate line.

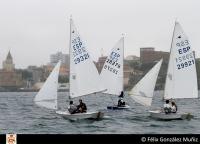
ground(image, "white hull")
xmin=56 ymin=110 xmax=104 ymax=121
xmin=107 ymin=105 xmax=130 ymax=110
xmin=149 ymin=110 xmax=193 ymax=120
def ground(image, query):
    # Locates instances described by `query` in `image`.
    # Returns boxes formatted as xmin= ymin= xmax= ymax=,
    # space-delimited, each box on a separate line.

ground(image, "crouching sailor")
xmin=118 ymin=91 xmax=126 ymax=107
xmin=163 ymin=100 xmax=172 ymax=114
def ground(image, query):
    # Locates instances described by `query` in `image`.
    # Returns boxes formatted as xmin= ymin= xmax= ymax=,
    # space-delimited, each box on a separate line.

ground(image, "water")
xmin=0 ymin=91 xmax=200 ymax=134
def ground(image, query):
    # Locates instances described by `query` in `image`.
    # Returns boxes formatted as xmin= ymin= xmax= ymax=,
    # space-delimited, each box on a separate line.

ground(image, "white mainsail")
xmin=69 ymin=18 xmax=105 ymax=98
xmin=34 ymin=61 xmax=61 ymax=110
xmin=129 ymin=59 xmax=163 ymax=107
xmin=164 ymin=21 xmax=198 ymax=99
xmin=100 ymin=37 xmax=124 ymax=95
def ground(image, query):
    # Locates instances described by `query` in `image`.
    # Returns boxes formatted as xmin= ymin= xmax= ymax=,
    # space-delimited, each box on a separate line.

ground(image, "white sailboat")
xmin=129 ymin=59 xmax=163 ymax=107
xmin=34 ymin=61 xmax=61 ymax=110
xmin=100 ymin=37 xmax=130 ymax=110
xmin=55 ymin=18 xmax=105 ymax=120
xmin=149 ymin=21 xmax=198 ymax=120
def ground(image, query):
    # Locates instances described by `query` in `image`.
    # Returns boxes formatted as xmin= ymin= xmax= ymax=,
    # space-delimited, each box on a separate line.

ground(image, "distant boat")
xmin=129 ymin=59 xmax=163 ymax=107
xmin=34 ymin=61 xmax=61 ymax=110
xmin=149 ymin=21 xmax=198 ymax=120
xmin=100 ymin=36 xmax=130 ymax=110
xmin=55 ymin=17 xmax=105 ymax=120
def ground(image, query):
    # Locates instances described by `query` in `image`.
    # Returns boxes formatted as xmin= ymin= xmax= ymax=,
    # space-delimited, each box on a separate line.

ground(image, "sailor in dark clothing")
xmin=76 ymin=99 xmax=87 ymax=113
xmin=118 ymin=91 xmax=126 ymax=107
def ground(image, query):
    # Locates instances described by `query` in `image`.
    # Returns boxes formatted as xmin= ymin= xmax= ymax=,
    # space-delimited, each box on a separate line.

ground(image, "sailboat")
xmin=128 ymin=59 xmax=163 ymax=108
xmin=149 ymin=21 xmax=198 ymax=120
xmin=100 ymin=36 xmax=130 ymax=110
xmin=55 ymin=18 xmax=105 ymax=120
xmin=34 ymin=61 xmax=61 ymax=110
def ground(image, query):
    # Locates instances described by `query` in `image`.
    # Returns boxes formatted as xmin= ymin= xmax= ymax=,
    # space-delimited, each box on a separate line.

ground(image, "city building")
xmin=0 ymin=51 xmax=23 ymax=89
xmin=123 ymin=64 xmax=132 ymax=87
xmin=123 ymin=64 xmax=143 ymax=88
xmin=50 ymin=51 xmax=69 ymax=67
xmin=125 ymin=55 xmax=140 ymax=61
xmin=3 ymin=51 xmax=15 ymax=71
xmin=43 ymin=64 xmax=69 ymax=78
xmin=27 ymin=66 xmax=45 ymax=84
xmin=140 ymin=47 xmax=169 ymax=64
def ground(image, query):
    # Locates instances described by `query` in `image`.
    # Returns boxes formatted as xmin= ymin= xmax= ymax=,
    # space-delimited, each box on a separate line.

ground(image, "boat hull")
xmin=107 ymin=105 xmax=130 ymax=110
xmin=56 ymin=110 xmax=104 ymax=121
xmin=149 ymin=110 xmax=193 ymax=120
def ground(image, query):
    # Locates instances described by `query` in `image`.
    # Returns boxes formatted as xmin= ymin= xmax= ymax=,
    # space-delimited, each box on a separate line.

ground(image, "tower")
xmin=3 ymin=51 xmax=15 ymax=71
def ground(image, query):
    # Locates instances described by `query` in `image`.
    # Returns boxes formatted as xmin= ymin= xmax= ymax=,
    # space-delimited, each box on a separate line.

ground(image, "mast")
xmin=122 ymin=33 xmax=124 ymax=92
xmin=69 ymin=15 xmax=72 ymax=100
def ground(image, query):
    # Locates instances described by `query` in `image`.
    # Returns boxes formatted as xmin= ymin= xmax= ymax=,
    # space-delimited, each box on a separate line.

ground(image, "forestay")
xmin=69 ymin=18 xmax=105 ymax=98
xmin=34 ymin=61 xmax=61 ymax=110
xmin=129 ymin=59 xmax=163 ymax=107
xmin=100 ymin=37 xmax=124 ymax=95
xmin=164 ymin=22 xmax=198 ymax=99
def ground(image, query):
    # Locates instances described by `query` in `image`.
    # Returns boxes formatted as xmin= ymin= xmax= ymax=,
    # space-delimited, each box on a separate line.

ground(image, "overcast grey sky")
xmin=0 ymin=0 xmax=199 ymax=68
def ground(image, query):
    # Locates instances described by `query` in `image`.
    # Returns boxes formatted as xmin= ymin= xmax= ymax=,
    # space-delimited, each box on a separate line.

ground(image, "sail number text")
xmin=177 ymin=60 xmax=195 ymax=70
xmin=103 ymin=51 xmax=121 ymax=74
xmin=176 ymin=40 xmax=195 ymax=70
xmin=176 ymin=40 xmax=189 ymax=47
xmin=72 ymin=36 xmax=90 ymax=64
xmin=106 ymin=58 xmax=120 ymax=69
xmin=74 ymin=53 xmax=90 ymax=64
xmin=103 ymin=64 xmax=118 ymax=74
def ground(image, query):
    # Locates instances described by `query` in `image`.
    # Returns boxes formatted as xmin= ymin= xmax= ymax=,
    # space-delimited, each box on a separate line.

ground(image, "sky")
xmin=0 ymin=0 xmax=200 ymax=68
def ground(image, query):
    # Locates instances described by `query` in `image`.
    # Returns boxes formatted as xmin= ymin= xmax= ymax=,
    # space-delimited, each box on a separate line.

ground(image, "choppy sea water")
xmin=0 ymin=91 xmax=200 ymax=134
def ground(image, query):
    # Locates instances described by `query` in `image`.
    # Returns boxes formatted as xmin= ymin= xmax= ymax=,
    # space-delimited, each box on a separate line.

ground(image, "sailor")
xmin=68 ymin=100 xmax=77 ymax=114
xmin=171 ymin=101 xmax=177 ymax=113
xmin=163 ymin=100 xmax=172 ymax=114
xmin=118 ymin=91 xmax=126 ymax=107
xmin=77 ymin=99 xmax=87 ymax=113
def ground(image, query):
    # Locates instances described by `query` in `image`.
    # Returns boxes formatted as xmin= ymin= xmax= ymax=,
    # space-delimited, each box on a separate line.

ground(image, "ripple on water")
xmin=0 ymin=91 xmax=200 ymax=134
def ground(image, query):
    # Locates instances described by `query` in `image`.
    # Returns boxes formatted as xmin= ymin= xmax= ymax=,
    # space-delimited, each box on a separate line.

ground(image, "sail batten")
xmin=100 ymin=37 xmax=124 ymax=96
xmin=164 ymin=22 xmax=198 ymax=99
xmin=129 ymin=59 xmax=163 ymax=107
xmin=34 ymin=61 xmax=61 ymax=110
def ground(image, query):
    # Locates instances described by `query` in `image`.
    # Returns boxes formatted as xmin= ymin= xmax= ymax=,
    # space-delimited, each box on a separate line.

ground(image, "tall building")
xmin=140 ymin=47 xmax=169 ymax=64
xmin=50 ymin=52 xmax=69 ymax=67
xmin=43 ymin=64 xmax=69 ymax=78
xmin=0 ymin=51 xmax=23 ymax=89
xmin=27 ymin=66 xmax=45 ymax=84
xmin=3 ymin=51 xmax=15 ymax=71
